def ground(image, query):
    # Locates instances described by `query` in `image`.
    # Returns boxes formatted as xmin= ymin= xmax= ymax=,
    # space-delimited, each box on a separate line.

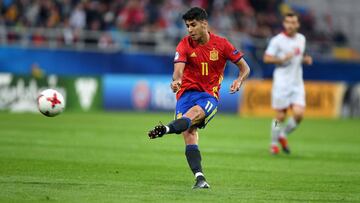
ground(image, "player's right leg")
xmin=148 ymin=91 xmax=217 ymax=139
xmin=182 ymin=126 xmax=210 ymax=189
xmin=271 ymin=109 xmax=287 ymax=154
xmin=278 ymin=89 xmax=306 ymax=153
xmin=148 ymin=103 xmax=210 ymax=188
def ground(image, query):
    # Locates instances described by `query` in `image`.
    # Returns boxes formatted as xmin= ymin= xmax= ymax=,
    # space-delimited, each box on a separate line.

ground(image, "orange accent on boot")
xmin=278 ymin=137 xmax=288 ymax=149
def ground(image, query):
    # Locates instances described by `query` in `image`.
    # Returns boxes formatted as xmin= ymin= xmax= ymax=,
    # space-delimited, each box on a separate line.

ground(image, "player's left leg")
xmin=278 ymin=104 xmax=304 ymax=154
xmin=285 ymin=104 xmax=305 ymax=136
xmin=148 ymin=91 xmax=216 ymax=188
xmin=283 ymin=86 xmax=306 ymax=137
xmin=282 ymin=86 xmax=306 ymax=138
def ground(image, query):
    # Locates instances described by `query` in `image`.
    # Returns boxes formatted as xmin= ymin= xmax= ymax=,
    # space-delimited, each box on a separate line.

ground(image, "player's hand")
xmin=281 ymin=52 xmax=294 ymax=64
xmin=170 ymin=79 xmax=181 ymax=93
xmin=303 ymin=55 xmax=313 ymax=65
xmin=229 ymin=79 xmax=243 ymax=94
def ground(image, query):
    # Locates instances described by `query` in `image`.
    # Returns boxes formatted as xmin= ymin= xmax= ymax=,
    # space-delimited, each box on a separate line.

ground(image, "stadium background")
xmin=0 ymin=0 xmax=360 ymax=202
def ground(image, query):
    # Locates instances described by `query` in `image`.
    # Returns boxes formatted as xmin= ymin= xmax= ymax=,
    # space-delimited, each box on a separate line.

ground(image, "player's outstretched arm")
xmin=230 ymin=58 xmax=250 ymax=94
xmin=171 ymin=62 xmax=185 ymax=93
xmin=263 ymin=53 xmax=294 ymax=65
xmin=302 ymin=54 xmax=313 ymax=65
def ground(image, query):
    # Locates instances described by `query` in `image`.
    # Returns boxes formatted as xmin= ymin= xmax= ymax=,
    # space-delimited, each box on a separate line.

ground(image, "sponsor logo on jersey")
xmin=210 ymin=49 xmax=219 ymax=61
xmin=190 ymin=52 xmax=197 ymax=57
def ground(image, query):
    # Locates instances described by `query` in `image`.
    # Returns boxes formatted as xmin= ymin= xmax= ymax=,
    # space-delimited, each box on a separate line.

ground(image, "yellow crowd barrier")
xmin=240 ymin=80 xmax=346 ymax=118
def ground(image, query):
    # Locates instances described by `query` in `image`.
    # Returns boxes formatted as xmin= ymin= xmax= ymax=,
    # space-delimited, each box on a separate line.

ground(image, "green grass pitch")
xmin=0 ymin=112 xmax=359 ymax=202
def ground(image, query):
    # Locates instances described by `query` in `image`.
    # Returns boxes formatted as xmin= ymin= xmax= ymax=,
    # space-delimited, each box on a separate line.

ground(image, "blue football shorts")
xmin=175 ymin=90 xmax=218 ymax=129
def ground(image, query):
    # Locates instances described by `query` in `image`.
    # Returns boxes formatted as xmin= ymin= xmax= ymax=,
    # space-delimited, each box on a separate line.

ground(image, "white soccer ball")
xmin=37 ymin=89 xmax=65 ymax=117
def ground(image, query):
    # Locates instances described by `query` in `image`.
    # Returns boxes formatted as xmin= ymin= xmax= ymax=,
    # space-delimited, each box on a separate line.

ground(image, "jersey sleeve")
xmin=265 ymin=37 xmax=279 ymax=57
xmin=174 ymin=39 xmax=188 ymax=63
xmin=224 ymin=39 xmax=244 ymax=63
xmin=302 ymin=35 xmax=307 ymax=55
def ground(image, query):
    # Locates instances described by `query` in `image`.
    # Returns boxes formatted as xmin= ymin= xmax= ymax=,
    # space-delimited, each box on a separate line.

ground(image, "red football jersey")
xmin=174 ymin=33 xmax=244 ymax=100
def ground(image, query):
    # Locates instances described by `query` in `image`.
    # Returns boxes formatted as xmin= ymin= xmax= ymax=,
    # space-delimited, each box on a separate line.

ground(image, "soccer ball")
xmin=37 ymin=89 xmax=65 ymax=117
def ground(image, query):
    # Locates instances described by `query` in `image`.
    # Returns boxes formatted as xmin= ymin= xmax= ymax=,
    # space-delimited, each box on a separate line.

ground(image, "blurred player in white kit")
xmin=263 ymin=13 xmax=313 ymax=154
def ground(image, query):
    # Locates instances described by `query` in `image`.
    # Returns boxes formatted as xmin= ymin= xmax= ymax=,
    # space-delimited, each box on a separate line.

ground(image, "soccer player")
xmin=148 ymin=7 xmax=250 ymax=189
xmin=263 ymin=13 xmax=313 ymax=155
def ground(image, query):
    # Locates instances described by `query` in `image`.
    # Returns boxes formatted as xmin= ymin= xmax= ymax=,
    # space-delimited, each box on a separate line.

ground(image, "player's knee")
xmin=183 ymin=131 xmax=198 ymax=145
xmin=276 ymin=112 xmax=286 ymax=122
xmin=185 ymin=106 xmax=205 ymax=123
xmin=277 ymin=116 xmax=286 ymax=123
xmin=184 ymin=134 xmax=197 ymax=145
xmin=168 ymin=117 xmax=191 ymax=134
xmin=293 ymin=113 xmax=303 ymax=123
xmin=292 ymin=106 xmax=305 ymax=123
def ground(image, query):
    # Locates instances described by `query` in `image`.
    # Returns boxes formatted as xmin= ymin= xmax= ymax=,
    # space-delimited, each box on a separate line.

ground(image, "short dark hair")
xmin=182 ymin=7 xmax=208 ymax=21
xmin=284 ymin=12 xmax=299 ymax=20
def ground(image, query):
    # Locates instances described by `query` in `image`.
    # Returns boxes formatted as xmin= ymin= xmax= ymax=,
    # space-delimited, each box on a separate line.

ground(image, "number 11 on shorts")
xmin=205 ymin=100 xmax=213 ymax=112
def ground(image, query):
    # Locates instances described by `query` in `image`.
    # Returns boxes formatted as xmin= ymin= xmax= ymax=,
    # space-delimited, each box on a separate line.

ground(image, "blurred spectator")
xmin=25 ymin=0 xmax=39 ymax=26
xmin=46 ymin=2 xmax=60 ymax=28
xmin=70 ymin=3 xmax=86 ymax=29
xmin=31 ymin=62 xmax=44 ymax=79
xmin=4 ymin=3 xmax=18 ymax=25
xmin=232 ymin=0 xmax=254 ymax=16
xmin=117 ymin=0 xmax=145 ymax=31
xmin=333 ymin=31 xmax=348 ymax=47
xmin=98 ymin=32 xmax=114 ymax=49
xmin=32 ymin=28 xmax=46 ymax=46
xmin=62 ymin=17 xmax=74 ymax=45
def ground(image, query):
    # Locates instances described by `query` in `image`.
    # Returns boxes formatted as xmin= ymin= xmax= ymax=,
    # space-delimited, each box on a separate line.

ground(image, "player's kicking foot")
xmin=148 ymin=123 xmax=167 ymax=139
xmin=192 ymin=176 xmax=210 ymax=189
xmin=270 ymin=144 xmax=280 ymax=155
xmin=278 ymin=136 xmax=290 ymax=154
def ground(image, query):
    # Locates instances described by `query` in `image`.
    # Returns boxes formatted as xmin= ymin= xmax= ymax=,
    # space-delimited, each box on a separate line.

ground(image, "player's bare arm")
xmin=302 ymin=54 xmax=313 ymax=65
xmin=263 ymin=53 xmax=294 ymax=65
xmin=230 ymin=58 xmax=250 ymax=94
xmin=171 ymin=62 xmax=185 ymax=93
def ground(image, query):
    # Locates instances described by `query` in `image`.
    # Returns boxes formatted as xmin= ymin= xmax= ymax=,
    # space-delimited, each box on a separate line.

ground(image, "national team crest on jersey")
xmin=210 ymin=49 xmax=219 ymax=61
